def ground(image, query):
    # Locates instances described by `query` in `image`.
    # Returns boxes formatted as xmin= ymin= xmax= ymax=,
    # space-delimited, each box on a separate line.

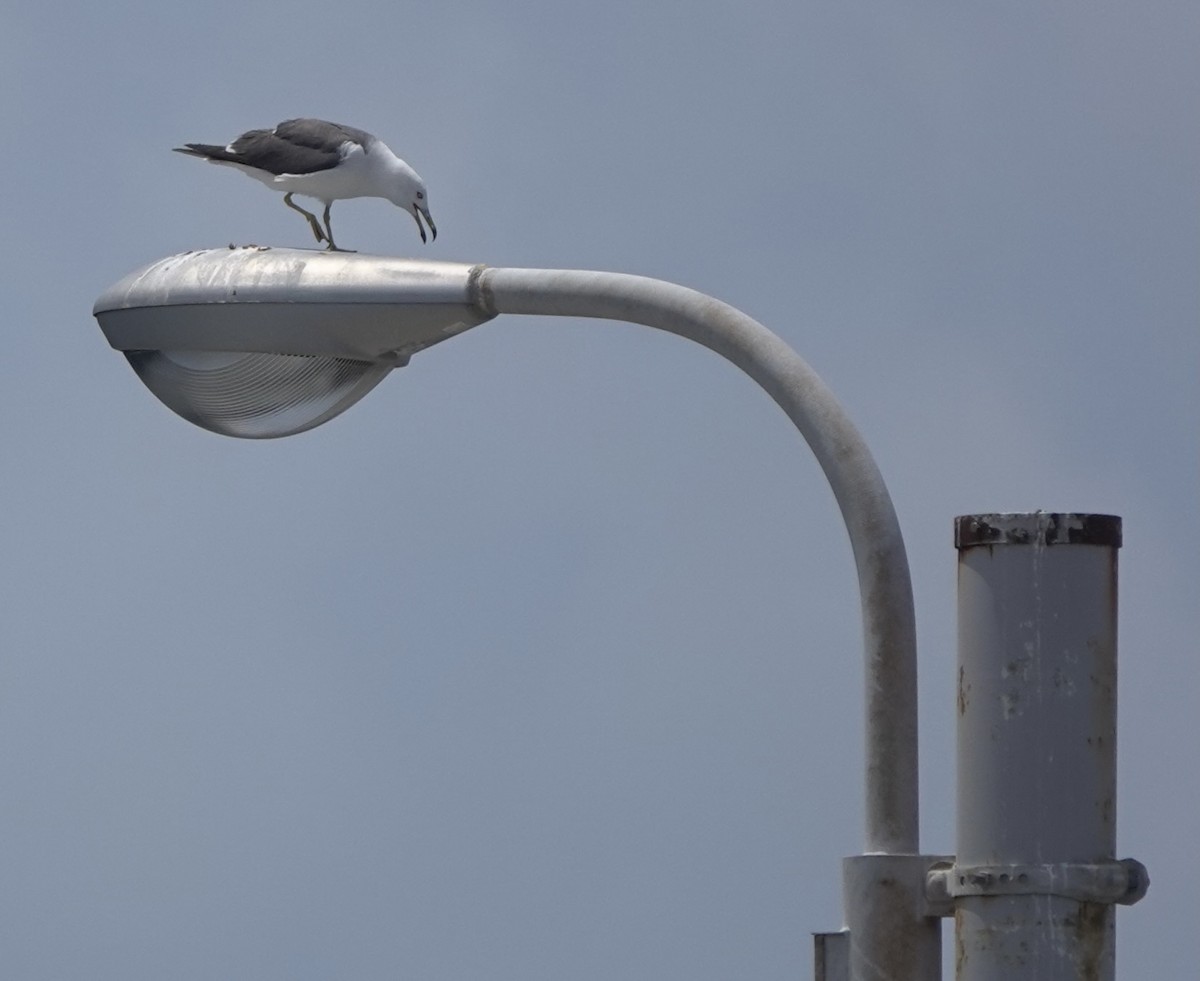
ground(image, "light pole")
xmin=93 ymin=247 xmax=1146 ymax=979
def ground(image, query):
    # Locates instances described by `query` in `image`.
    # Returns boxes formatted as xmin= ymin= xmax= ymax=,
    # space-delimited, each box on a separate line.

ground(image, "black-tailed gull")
xmin=174 ymin=118 xmax=436 ymax=251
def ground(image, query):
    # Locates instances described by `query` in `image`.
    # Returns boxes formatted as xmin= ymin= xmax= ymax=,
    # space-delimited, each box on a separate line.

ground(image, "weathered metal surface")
xmin=94 ymin=248 xmax=494 ymax=360
xmin=930 ymin=860 xmax=1148 ymax=904
xmin=955 ymin=512 xmax=1122 ymax=549
xmin=954 ymin=512 xmax=1143 ymax=980
xmin=843 ymin=855 xmax=952 ymax=979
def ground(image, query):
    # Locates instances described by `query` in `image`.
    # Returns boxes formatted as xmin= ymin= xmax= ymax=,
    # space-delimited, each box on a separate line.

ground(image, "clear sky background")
xmin=3 ymin=2 xmax=1196 ymax=978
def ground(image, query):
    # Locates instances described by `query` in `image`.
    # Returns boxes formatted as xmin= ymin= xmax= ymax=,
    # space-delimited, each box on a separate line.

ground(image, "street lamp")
xmin=96 ymin=248 xmax=1152 ymax=978
xmin=103 ymin=246 xmax=1153 ymax=980
xmin=93 ymin=250 xmax=492 ymax=438
xmin=94 ymin=245 xmax=935 ymax=977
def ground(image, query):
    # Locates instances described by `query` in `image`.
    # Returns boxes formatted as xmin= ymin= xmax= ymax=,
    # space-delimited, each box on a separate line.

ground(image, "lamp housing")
xmin=93 ymin=248 xmax=494 ymax=438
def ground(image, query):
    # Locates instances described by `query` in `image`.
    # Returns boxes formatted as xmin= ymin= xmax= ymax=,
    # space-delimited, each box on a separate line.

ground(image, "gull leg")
xmin=321 ymin=203 xmax=355 ymax=253
xmin=284 ymin=192 xmax=327 ymax=245
xmin=321 ymin=203 xmax=338 ymax=251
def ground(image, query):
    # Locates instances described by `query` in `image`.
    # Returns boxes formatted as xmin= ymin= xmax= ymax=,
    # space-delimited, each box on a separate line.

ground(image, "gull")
xmin=173 ymin=118 xmax=436 ymax=251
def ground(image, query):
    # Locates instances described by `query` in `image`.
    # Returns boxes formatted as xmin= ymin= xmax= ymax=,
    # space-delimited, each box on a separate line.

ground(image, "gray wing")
xmin=272 ymin=118 xmax=376 ymax=155
xmin=175 ymin=119 xmax=374 ymax=176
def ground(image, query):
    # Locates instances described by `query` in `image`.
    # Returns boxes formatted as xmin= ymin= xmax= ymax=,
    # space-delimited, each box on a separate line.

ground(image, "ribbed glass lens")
xmin=125 ymin=350 xmax=393 ymax=438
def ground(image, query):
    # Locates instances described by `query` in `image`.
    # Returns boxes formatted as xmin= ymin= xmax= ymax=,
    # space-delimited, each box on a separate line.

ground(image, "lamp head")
xmin=93 ymin=248 xmax=493 ymax=438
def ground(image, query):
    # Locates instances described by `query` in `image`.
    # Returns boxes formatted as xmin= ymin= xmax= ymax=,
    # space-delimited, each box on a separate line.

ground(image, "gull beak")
xmin=413 ymin=206 xmax=437 ymax=244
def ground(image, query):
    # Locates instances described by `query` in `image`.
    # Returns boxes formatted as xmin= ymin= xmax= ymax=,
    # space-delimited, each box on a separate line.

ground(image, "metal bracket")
xmin=925 ymin=858 xmax=1149 ymax=912
xmin=812 ymin=931 xmax=849 ymax=981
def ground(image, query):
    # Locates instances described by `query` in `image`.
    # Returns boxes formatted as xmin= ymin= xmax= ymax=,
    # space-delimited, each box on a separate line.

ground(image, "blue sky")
xmin=3 ymin=1 xmax=1197 ymax=977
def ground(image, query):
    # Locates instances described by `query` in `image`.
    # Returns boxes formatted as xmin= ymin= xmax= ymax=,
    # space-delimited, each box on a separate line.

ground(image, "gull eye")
xmin=416 ymin=191 xmax=425 ymax=200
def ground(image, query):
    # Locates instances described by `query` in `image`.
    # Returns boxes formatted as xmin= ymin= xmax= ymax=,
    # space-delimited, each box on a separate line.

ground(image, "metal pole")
xmin=476 ymin=267 xmax=939 ymax=979
xmin=952 ymin=513 xmax=1147 ymax=979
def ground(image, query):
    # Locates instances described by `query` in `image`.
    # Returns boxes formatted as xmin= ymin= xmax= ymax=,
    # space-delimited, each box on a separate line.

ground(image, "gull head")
xmin=388 ymin=164 xmax=437 ymax=243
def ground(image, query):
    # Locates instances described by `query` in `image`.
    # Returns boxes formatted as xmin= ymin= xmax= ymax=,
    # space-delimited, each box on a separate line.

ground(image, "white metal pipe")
xmin=479 ymin=267 xmax=937 ymax=980
xmin=478 ymin=266 xmax=920 ymax=856
xmin=954 ymin=512 xmax=1126 ymax=979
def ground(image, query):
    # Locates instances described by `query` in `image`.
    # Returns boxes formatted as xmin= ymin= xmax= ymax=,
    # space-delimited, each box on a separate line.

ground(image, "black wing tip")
xmin=173 ymin=143 xmax=220 ymax=158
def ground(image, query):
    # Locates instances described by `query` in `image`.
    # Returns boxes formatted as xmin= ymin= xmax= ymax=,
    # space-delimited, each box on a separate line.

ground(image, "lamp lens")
xmin=124 ymin=350 xmax=392 ymax=438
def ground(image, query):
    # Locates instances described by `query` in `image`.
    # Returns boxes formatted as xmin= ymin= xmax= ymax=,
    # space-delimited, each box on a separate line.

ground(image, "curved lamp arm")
xmin=476 ymin=266 xmax=919 ymax=857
